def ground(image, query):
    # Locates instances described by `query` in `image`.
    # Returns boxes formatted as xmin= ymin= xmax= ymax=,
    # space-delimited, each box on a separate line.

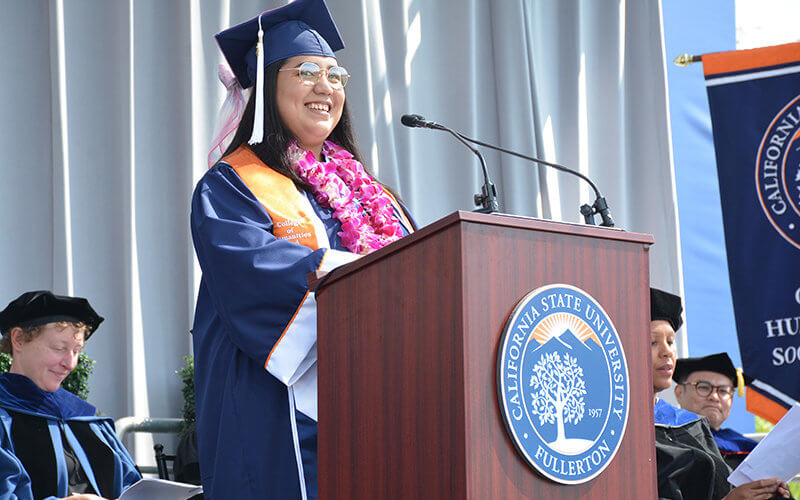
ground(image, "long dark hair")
xmin=222 ymin=58 xmax=366 ymax=191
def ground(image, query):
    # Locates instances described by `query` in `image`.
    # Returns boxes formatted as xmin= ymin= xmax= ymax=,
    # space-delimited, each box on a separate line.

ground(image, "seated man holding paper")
xmin=673 ymin=352 xmax=758 ymax=468
xmin=0 ymin=291 xmax=141 ymax=500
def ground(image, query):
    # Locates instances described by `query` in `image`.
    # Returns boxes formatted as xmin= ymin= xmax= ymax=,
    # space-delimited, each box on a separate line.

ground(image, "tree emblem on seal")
xmin=529 ymin=351 xmax=587 ymax=446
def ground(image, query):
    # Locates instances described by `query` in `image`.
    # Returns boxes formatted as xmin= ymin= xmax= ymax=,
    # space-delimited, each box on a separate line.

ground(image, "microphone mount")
xmin=401 ymin=114 xmax=499 ymax=213
xmin=453 ymin=133 xmax=614 ymax=227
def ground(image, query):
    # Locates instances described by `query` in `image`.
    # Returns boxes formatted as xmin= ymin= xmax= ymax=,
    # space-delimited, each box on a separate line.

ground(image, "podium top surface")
xmin=309 ymin=210 xmax=654 ymax=291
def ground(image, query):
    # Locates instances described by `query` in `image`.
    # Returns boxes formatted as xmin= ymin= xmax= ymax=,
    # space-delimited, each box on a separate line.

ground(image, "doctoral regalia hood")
xmin=712 ymin=427 xmax=757 ymax=454
xmin=654 ymin=398 xmax=701 ymax=427
xmin=0 ymin=373 xmax=96 ymax=420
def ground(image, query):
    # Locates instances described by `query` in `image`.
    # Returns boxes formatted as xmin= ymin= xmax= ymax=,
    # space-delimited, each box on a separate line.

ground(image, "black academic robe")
xmin=655 ymin=399 xmax=733 ymax=500
xmin=0 ymin=373 xmax=140 ymax=499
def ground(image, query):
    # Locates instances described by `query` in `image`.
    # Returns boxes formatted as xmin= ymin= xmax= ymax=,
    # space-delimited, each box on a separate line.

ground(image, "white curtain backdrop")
xmin=0 ymin=0 xmax=679 ymax=464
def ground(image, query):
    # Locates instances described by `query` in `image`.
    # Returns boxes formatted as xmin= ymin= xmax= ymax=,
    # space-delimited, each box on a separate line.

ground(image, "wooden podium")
xmin=313 ymin=211 xmax=656 ymax=499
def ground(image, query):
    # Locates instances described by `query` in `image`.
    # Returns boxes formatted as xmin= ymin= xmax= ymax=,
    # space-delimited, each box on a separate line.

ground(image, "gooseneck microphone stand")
xmin=453 ymin=133 xmax=614 ymax=227
xmin=401 ymin=114 xmax=499 ymax=214
xmin=401 ymin=114 xmax=614 ymax=227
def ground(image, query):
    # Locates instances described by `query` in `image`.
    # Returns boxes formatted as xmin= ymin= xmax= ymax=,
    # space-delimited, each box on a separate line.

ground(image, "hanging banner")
xmin=703 ymin=42 xmax=800 ymax=423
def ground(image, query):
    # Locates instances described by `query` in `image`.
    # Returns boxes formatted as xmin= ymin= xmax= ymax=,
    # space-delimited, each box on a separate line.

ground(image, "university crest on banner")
xmin=496 ymin=284 xmax=629 ymax=484
xmin=756 ymin=94 xmax=800 ymax=249
xmin=703 ymin=42 xmax=800 ymax=423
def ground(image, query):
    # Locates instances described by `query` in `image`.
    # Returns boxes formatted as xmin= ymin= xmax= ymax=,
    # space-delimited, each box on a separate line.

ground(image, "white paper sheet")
xmin=119 ymin=477 xmax=203 ymax=500
xmin=728 ymin=403 xmax=800 ymax=486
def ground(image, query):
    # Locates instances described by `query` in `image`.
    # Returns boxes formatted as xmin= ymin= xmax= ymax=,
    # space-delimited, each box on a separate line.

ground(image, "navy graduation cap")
xmin=215 ymin=0 xmax=345 ymax=145
xmin=216 ymin=0 xmax=344 ymax=89
xmin=0 ymin=291 xmax=104 ymax=338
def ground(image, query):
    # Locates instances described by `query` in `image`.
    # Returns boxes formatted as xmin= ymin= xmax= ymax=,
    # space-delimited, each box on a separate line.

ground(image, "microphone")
xmin=400 ymin=114 xmax=445 ymax=130
xmin=453 ymin=132 xmax=615 ymax=227
xmin=401 ymin=114 xmax=499 ymax=213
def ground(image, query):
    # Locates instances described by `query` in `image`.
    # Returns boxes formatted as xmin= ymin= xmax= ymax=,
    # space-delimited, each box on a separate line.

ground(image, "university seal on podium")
xmin=497 ymin=284 xmax=629 ymax=484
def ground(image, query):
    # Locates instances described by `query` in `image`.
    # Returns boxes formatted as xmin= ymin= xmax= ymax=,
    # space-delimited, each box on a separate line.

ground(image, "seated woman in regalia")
xmin=0 ymin=291 xmax=140 ymax=500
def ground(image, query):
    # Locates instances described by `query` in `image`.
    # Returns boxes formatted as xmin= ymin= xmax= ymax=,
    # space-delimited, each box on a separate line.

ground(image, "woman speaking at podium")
xmin=190 ymin=0 xmax=414 ymax=498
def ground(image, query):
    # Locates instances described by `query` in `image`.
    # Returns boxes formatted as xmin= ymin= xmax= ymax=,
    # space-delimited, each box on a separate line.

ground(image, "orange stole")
xmin=223 ymin=146 xmax=320 ymax=250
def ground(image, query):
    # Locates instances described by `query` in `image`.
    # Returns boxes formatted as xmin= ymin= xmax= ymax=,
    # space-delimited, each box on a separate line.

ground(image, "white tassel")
xmin=248 ymin=15 xmax=265 ymax=145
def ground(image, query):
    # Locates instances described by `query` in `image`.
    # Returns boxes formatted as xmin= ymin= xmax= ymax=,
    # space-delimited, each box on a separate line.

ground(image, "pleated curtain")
xmin=0 ymin=0 xmax=678 ymax=464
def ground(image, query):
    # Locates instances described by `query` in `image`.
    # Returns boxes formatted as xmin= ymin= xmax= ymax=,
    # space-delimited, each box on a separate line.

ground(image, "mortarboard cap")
xmin=0 ymin=291 xmax=104 ymax=339
xmin=672 ymin=352 xmax=753 ymax=396
xmin=215 ymin=0 xmax=345 ymax=90
xmin=650 ymin=287 xmax=683 ymax=332
xmin=214 ymin=0 xmax=345 ymax=145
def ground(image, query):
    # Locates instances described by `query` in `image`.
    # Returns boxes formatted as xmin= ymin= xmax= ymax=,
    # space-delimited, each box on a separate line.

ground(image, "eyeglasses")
xmin=681 ymin=381 xmax=734 ymax=398
xmin=279 ymin=62 xmax=350 ymax=88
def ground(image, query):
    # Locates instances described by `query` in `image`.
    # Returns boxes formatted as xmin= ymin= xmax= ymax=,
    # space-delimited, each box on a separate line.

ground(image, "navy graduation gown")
xmin=190 ymin=159 xmax=411 ymax=500
xmin=0 ymin=373 xmax=140 ymax=500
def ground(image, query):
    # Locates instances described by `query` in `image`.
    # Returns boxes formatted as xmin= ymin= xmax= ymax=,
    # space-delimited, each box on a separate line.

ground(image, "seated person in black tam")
xmin=0 ymin=291 xmax=141 ymax=500
xmin=674 ymin=352 xmax=758 ymax=469
xmin=650 ymin=287 xmax=790 ymax=500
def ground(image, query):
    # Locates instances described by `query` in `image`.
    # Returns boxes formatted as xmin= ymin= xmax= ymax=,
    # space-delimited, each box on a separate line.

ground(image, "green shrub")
xmin=0 ymin=352 xmax=95 ymax=400
xmin=177 ymin=355 xmax=195 ymax=435
xmin=755 ymin=416 xmax=773 ymax=433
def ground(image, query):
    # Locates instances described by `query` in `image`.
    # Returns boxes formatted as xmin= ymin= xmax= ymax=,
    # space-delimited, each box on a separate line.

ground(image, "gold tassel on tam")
xmin=736 ymin=368 xmax=745 ymax=397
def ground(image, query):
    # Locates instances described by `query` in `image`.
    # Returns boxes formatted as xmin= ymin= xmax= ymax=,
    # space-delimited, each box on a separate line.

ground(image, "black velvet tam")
xmin=672 ymin=352 xmax=752 ymax=386
xmin=650 ymin=287 xmax=683 ymax=332
xmin=0 ymin=291 xmax=103 ymax=338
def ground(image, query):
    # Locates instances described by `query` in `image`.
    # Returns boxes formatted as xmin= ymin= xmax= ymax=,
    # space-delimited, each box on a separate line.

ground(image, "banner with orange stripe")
xmin=702 ymin=42 xmax=800 ymax=424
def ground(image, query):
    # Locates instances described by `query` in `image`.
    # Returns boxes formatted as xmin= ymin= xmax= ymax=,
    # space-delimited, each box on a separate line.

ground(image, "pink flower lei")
xmin=288 ymin=141 xmax=404 ymax=255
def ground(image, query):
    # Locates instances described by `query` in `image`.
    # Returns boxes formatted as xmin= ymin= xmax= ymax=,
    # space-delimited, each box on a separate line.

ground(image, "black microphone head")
xmin=401 ymin=114 xmax=426 ymax=127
